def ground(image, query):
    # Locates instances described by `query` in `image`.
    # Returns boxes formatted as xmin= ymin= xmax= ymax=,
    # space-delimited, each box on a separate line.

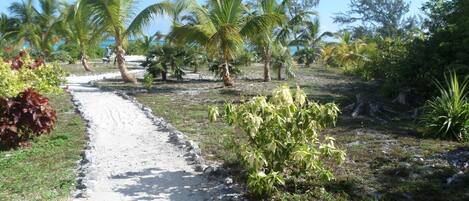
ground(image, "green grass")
xmin=95 ymin=64 xmax=469 ymax=200
xmin=0 ymin=93 xmax=86 ymax=201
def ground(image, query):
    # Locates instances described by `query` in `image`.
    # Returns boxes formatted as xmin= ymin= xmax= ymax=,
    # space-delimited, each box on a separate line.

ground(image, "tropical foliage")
xmin=0 ymin=51 xmax=65 ymax=148
xmin=422 ymin=73 xmax=469 ymax=142
xmin=169 ymin=0 xmax=281 ymax=86
xmin=210 ymin=85 xmax=345 ymax=196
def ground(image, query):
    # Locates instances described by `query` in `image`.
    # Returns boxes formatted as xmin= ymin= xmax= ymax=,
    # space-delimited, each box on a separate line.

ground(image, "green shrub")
xmin=210 ymin=85 xmax=346 ymax=197
xmin=58 ymin=44 xmax=80 ymax=61
xmin=0 ymin=51 xmax=65 ymax=148
xmin=143 ymin=73 xmax=154 ymax=90
xmin=421 ymin=72 xmax=469 ymax=142
xmin=50 ymin=51 xmax=73 ymax=63
xmin=0 ymin=55 xmax=65 ymax=98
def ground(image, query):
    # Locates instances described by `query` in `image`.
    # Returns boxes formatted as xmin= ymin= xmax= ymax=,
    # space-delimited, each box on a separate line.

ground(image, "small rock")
xmin=204 ymin=166 xmax=216 ymax=174
xmin=399 ymin=162 xmax=412 ymax=168
xmin=194 ymin=164 xmax=205 ymax=172
xmin=224 ymin=177 xmax=233 ymax=185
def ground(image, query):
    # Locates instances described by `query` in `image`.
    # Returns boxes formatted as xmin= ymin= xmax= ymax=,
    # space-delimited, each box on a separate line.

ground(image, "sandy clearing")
xmin=69 ymin=72 xmax=218 ymax=201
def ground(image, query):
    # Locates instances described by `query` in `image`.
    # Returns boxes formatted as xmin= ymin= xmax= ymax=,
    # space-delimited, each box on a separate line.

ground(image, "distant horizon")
xmin=0 ymin=0 xmax=428 ymax=35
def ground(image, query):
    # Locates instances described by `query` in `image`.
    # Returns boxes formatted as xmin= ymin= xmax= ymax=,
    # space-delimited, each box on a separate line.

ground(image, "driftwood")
xmin=343 ymin=93 xmax=397 ymax=123
xmin=392 ymin=88 xmax=422 ymax=106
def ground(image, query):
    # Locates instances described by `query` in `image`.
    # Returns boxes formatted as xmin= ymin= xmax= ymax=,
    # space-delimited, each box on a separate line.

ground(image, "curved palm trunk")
xmin=79 ymin=44 xmax=92 ymax=71
xmin=116 ymin=44 xmax=137 ymax=84
xmin=81 ymin=53 xmax=92 ymax=72
xmin=263 ymin=47 xmax=271 ymax=82
xmin=223 ymin=61 xmax=234 ymax=87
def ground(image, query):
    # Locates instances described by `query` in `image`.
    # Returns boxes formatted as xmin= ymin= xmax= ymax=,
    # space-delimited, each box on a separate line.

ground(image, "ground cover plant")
xmin=0 ymin=51 xmax=66 ymax=148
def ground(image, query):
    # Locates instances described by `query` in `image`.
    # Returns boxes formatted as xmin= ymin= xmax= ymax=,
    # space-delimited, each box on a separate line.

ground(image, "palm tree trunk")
xmin=81 ymin=53 xmax=92 ymax=72
xmin=116 ymin=44 xmax=137 ymax=84
xmin=263 ymin=47 xmax=271 ymax=82
xmin=161 ymin=64 xmax=168 ymax=81
xmin=222 ymin=61 xmax=234 ymax=87
xmin=162 ymin=71 xmax=167 ymax=81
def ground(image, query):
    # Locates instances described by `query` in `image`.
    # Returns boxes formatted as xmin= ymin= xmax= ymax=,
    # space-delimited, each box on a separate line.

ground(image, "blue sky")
xmin=0 ymin=0 xmax=428 ymax=34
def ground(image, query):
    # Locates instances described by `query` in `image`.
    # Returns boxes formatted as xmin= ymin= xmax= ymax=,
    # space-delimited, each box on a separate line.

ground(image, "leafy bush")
xmin=143 ymin=73 xmax=154 ymax=90
xmin=0 ymin=89 xmax=57 ymax=148
xmin=234 ymin=50 xmax=255 ymax=67
xmin=143 ymin=45 xmax=186 ymax=80
xmin=0 ymin=51 xmax=65 ymax=148
xmin=50 ymin=51 xmax=73 ymax=63
xmin=210 ymin=85 xmax=345 ymax=197
xmin=58 ymin=44 xmax=80 ymax=62
xmin=421 ymin=72 xmax=469 ymax=142
xmin=0 ymin=51 xmax=66 ymax=98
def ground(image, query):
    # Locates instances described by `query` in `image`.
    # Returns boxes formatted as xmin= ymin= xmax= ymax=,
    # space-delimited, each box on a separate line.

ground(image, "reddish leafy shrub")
xmin=0 ymin=89 xmax=57 ymax=148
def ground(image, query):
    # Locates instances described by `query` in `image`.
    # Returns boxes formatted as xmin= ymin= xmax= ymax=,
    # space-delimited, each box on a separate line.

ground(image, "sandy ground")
xmin=68 ymin=71 xmax=217 ymax=201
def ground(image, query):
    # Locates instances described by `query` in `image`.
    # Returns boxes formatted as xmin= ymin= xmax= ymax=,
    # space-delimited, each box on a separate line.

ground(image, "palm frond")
xmin=126 ymin=1 xmax=173 ymax=36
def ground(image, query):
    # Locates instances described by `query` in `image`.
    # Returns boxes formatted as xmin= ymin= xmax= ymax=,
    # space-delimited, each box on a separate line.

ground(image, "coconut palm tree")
xmin=169 ymin=0 xmax=279 ymax=86
xmin=290 ymin=19 xmax=333 ymax=67
xmin=61 ymin=2 xmax=106 ymax=71
xmin=272 ymin=42 xmax=294 ymax=80
xmin=248 ymin=0 xmax=286 ymax=82
xmin=80 ymin=0 xmax=172 ymax=83
xmin=8 ymin=0 xmax=41 ymax=49
xmin=36 ymin=0 xmax=63 ymax=56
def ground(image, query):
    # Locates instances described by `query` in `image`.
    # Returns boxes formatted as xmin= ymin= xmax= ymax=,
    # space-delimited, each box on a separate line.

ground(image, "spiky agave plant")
xmin=422 ymin=72 xmax=469 ymax=142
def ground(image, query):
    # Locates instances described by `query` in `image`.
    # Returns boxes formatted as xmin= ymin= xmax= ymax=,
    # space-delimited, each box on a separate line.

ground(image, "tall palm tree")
xmin=248 ymin=0 xmax=285 ymax=82
xmin=61 ymin=2 xmax=106 ymax=71
xmin=81 ymin=0 xmax=172 ymax=83
xmin=8 ymin=0 xmax=41 ymax=49
xmin=36 ymin=0 xmax=62 ymax=56
xmin=169 ymin=0 xmax=279 ymax=86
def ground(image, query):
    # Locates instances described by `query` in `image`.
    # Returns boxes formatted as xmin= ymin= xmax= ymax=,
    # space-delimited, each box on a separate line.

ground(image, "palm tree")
xmin=333 ymin=32 xmax=376 ymax=71
xmin=271 ymin=42 xmax=294 ymax=80
xmin=61 ymin=2 xmax=106 ymax=71
xmin=135 ymin=33 xmax=159 ymax=55
xmin=290 ymin=19 xmax=332 ymax=67
xmin=81 ymin=0 xmax=172 ymax=83
xmin=169 ymin=0 xmax=279 ymax=86
xmin=8 ymin=0 xmax=41 ymax=49
xmin=36 ymin=0 xmax=62 ymax=56
xmin=275 ymin=1 xmax=317 ymax=51
xmin=248 ymin=0 xmax=285 ymax=82
xmin=143 ymin=44 xmax=186 ymax=81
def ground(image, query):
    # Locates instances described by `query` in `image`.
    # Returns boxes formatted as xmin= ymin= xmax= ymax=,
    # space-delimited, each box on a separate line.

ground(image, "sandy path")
xmin=68 ymin=72 xmax=214 ymax=201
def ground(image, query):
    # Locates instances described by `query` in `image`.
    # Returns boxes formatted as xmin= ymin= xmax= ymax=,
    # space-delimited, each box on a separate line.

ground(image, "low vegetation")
xmin=210 ymin=85 xmax=345 ymax=197
xmin=0 ymin=92 xmax=86 ymax=200
xmin=1 ymin=51 xmax=66 ymax=148
xmin=1 ymin=0 xmax=468 ymax=200
xmin=422 ymin=73 xmax=469 ymax=142
xmin=96 ymin=65 xmax=469 ymax=200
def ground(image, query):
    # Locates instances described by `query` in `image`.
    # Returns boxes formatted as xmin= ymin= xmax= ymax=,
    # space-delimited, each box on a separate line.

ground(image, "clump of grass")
xmin=421 ymin=72 xmax=469 ymax=142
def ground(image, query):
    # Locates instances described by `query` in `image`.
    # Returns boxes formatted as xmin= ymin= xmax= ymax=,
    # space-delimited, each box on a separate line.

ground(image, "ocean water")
xmin=33 ymin=39 xmax=299 ymax=55
xmin=99 ymin=39 xmax=165 ymax=48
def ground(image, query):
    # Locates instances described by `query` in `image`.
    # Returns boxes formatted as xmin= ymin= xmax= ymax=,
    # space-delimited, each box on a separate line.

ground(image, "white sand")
xmin=69 ymin=72 xmax=215 ymax=201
